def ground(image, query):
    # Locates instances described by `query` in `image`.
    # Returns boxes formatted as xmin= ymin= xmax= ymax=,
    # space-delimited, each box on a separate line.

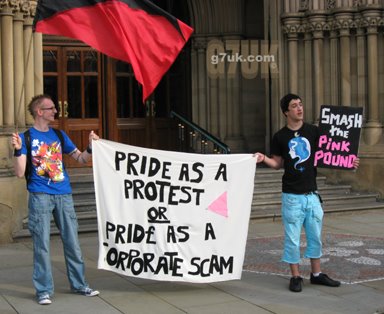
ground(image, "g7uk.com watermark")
xmin=206 ymin=39 xmax=278 ymax=79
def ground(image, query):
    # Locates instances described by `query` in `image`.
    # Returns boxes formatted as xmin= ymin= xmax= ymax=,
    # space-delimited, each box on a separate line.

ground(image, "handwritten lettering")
xmin=314 ymin=150 xmax=356 ymax=168
xmin=318 ymin=135 xmax=350 ymax=152
xmin=105 ymin=247 xmax=184 ymax=277
xmin=320 ymin=107 xmax=362 ymax=129
xmin=106 ymin=221 xmax=156 ymax=244
xmin=188 ymin=255 xmax=234 ymax=277
xmin=124 ymin=179 xmax=204 ymax=206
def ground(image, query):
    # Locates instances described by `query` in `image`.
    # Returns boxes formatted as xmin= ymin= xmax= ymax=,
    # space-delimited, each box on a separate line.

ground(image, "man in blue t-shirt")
xmin=255 ymin=93 xmax=359 ymax=292
xmin=11 ymin=94 xmax=100 ymax=305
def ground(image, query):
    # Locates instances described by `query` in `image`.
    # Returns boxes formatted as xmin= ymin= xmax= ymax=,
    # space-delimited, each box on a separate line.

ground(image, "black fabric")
xmin=271 ymin=123 xmax=319 ymax=194
xmin=24 ymin=129 xmax=31 ymax=183
xmin=33 ymin=0 xmax=184 ymax=39
xmin=24 ymin=128 xmax=65 ymax=183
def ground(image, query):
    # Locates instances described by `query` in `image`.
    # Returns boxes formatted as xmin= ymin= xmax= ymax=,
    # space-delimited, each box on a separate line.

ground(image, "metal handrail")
xmin=170 ymin=111 xmax=230 ymax=154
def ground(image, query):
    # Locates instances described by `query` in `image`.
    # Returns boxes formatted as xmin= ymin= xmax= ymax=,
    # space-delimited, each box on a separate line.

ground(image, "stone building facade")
xmin=0 ymin=0 xmax=383 ymax=243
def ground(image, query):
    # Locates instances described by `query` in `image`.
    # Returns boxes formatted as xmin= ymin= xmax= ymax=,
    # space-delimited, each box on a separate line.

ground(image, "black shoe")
xmin=289 ymin=276 xmax=303 ymax=292
xmin=310 ymin=273 xmax=340 ymax=287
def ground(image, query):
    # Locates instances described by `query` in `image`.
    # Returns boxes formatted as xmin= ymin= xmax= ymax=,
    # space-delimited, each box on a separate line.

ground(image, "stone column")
xmin=206 ymin=37 xmax=221 ymax=138
xmin=329 ymin=29 xmax=339 ymax=106
xmin=312 ymin=31 xmax=324 ymax=120
xmin=193 ymin=37 xmax=208 ymax=129
xmin=223 ymin=36 xmax=245 ymax=152
xmin=287 ymin=32 xmax=298 ymax=93
xmin=33 ymin=32 xmax=43 ymax=95
xmin=334 ymin=9 xmax=354 ymax=106
xmin=303 ymin=31 xmax=313 ymax=121
xmin=0 ymin=11 xmax=2 ymax=127
xmin=13 ymin=8 xmax=25 ymax=127
xmin=339 ymin=27 xmax=351 ymax=106
xmin=23 ymin=14 xmax=34 ymax=125
xmin=1 ymin=3 xmax=15 ymax=127
xmin=356 ymin=27 xmax=366 ymax=113
xmin=362 ymin=7 xmax=382 ymax=145
xmin=281 ymin=14 xmax=302 ymax=93
xmin=308 ymin=12 xmax=326 ymax=120
xmin=30 ymin=0 xmax=42 ymax=95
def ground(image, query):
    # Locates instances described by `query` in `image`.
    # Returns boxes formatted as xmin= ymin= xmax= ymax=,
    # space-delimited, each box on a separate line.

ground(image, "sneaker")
xmin=289 ymin=276 xmax=303 ymax=292
xmin=73 ymin=287 xmax=100 ymax=297
xmin=310 ymin=273 xmax=341 ymax=287
xmin=38 ymin=294 xmax=52 ymax=305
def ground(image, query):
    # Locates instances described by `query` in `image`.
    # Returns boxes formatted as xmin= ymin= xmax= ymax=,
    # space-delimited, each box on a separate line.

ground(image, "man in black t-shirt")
xmin=255 ymin=94 xmax=358 ymax=292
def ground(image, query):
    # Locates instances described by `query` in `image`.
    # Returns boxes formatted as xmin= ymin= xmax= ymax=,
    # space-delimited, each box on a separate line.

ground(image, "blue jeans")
xmin=281 ymin=192 xmax=323 ymax=264
xmin=28 ymin=193 xmax=88 ymax=298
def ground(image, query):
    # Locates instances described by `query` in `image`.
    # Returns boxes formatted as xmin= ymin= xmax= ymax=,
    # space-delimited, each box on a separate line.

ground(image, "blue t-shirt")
xmin=19 ymin=127 xmax=77 ymax=194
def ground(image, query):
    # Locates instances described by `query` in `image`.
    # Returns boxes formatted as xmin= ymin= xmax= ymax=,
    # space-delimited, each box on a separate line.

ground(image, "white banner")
xmin=93 ymin=139 xmax=256 ymax=283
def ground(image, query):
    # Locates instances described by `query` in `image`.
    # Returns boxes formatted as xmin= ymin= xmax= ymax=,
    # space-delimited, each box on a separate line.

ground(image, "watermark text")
xmin=206 ymin=39 xmax=278 ymax=79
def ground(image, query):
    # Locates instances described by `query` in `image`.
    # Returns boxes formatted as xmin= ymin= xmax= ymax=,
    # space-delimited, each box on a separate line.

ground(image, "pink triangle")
xmin=208 ymin=191 xmax=228 ymax=217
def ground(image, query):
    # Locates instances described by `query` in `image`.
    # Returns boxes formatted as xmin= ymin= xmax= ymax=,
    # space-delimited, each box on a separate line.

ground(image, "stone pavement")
xmin=1 ymin=210 xmax=384 ymax=314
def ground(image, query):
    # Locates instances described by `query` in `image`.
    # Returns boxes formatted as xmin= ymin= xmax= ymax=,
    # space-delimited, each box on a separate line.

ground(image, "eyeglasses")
xmin=40 ymin=106 xmax=56 ymax=111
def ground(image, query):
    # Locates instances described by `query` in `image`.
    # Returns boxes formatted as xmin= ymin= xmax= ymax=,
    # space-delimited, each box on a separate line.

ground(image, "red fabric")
xmin=35 ymin=2 xmax=193 ymax=102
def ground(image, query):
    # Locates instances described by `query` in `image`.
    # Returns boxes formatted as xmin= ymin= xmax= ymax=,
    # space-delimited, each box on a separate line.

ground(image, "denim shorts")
xmin=281 ymin=192 xmax=324 ymax=264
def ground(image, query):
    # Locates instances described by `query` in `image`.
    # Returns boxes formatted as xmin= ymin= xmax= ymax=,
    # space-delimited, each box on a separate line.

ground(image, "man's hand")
xmin=253 ymin=153 xmax=265 ymax=164
xmin=353 ymin=157 xmax=360 ymax=170
xmin=88 ymin=130 xmax=99 ymax=148
xmin=11 ymin=132 xmax=26 ymax=177
xmin=11 ymin=133 xmax=22 ymax=150
xmin=253 ymin=153 xmax=283 ymax=170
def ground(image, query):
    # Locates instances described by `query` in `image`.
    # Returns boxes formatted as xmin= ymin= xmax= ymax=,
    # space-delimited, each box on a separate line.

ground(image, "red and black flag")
xmin=33 ymin=0 xmax=194 ymax=102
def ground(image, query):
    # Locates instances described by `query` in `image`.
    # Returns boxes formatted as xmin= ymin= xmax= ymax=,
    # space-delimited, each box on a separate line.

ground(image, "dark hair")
xmin=280 ymin=93 xmax=301 ymax=115
xmin=27 ymin=94 xmax=52 ymax=118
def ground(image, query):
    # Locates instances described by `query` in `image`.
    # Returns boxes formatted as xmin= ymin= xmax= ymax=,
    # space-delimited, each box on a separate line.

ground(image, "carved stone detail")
xmin=299 ymin=0 xmax=309 ymax=12
xmin=326 ymin=0 xmax=336 ymax=10
xmin=193 ymin=37 xmax=207 ymax=51
xmin=353 ymin=0 xmax=361 ymax=8
xmin=0 ymin=0 xmax=19 ymax=9
xmin=283 ymin=4 xmax=382 ymax=35
xmin=0 ymin=0 xmax=18 ymax=14
xmin=29 ymin=0 xmax=36 ymax=16
xmin=20 ymin=0 xmax=30 ymax=15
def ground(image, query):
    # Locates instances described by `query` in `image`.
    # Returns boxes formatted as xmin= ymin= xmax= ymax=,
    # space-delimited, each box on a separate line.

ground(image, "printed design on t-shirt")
xmin=288 ymin=136 xmax=311 ymax=172
xmin=31 ymin=139 xmax=64 ymax=183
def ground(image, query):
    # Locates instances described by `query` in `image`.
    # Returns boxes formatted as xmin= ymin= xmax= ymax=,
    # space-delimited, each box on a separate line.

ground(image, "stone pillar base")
xmin=0 ymin=203 xmax=13 ymax=243
xmin=363 ymin=121 xmax=383 ymax=145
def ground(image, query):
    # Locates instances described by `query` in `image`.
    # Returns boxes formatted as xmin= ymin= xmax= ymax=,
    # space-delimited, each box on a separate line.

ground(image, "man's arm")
xmin=69 ymin=148 xmax=92 ymax=164
xmin=254 ymin=153 xmax=283 ymax=170
xmin=11 ymin=133 xmax=27 ymax=178
xmin=69 ymin=130 xmax=99 ymax=164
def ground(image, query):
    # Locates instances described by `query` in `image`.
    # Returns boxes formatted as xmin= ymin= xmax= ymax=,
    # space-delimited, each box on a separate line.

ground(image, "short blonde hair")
xmin=27 ymin=94 xmax=52 ymax=118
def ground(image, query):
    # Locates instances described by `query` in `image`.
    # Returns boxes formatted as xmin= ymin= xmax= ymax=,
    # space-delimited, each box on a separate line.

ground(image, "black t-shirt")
xmin=271 ymin=123 xmax=319 ymax=194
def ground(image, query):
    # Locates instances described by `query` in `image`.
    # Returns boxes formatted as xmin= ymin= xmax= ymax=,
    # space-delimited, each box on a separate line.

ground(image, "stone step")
xmin=13 ymin=167 xmax=384 ymax=240
xmin=15 ymin=200 xmax=384 ymax=239
xmin=15 ymin=215 xmax=98 ymax=239
xmin=72 ymin=187 xmax=96 ymax=201
xmin=250 ymin=201 xmax=384 ymax=220
xmin=18 ymin=210 xmax=97 ymax=236
xmin=254 ymin=184 xmax=352 ymax=199
xmin=254 ymin=176 xmax=327 ymax=189
xmin=251 ymin=192 xmax=379 ymax=210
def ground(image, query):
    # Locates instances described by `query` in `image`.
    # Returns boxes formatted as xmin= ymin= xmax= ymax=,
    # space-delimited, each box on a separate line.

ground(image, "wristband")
xmin=13 ymin=149 xmax=22 ymax=157
xmin=86 ymin=145 xmax=92 ymax=154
